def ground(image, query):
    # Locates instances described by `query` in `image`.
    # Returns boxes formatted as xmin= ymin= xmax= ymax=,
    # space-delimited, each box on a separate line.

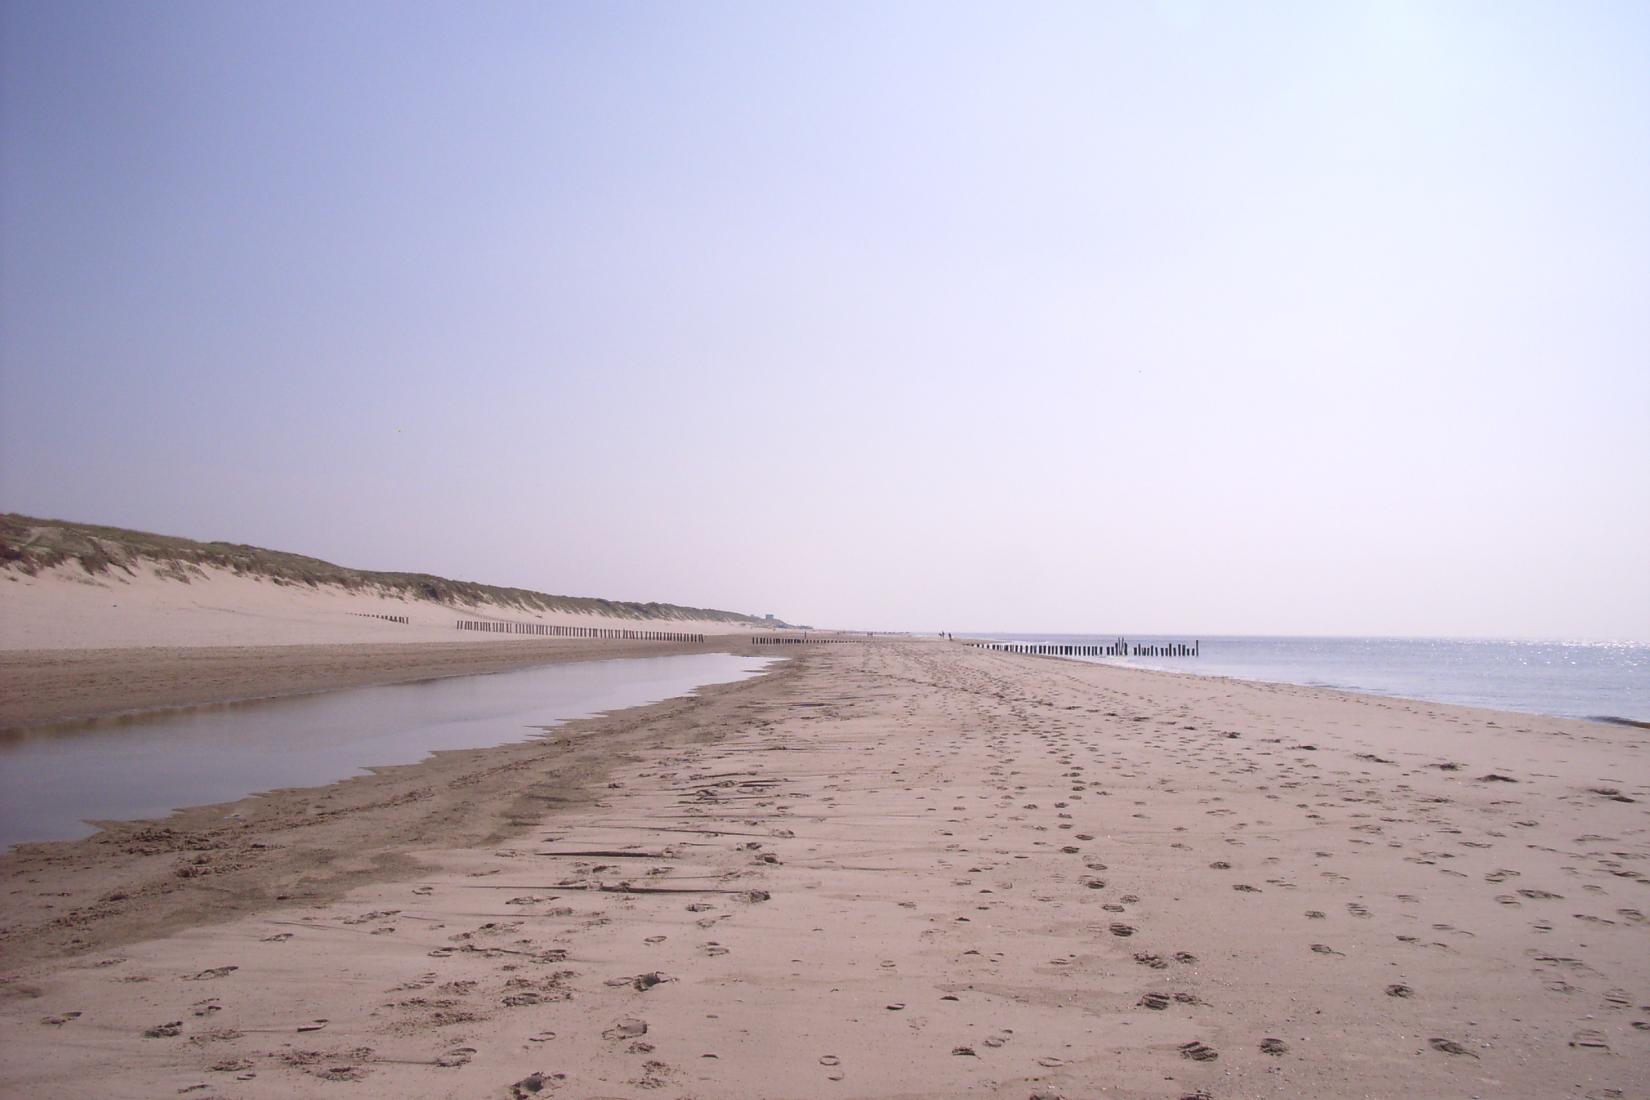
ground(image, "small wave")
xmin=1590 ymin=715 xmax=1650 ymax=730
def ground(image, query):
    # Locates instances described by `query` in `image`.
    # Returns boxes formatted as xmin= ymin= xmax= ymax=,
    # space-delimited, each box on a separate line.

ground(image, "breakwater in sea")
xmin=967 ymin=638 xmax=1198 ymax=658
xmin=751 ymin=636 xmax=860 ymax=645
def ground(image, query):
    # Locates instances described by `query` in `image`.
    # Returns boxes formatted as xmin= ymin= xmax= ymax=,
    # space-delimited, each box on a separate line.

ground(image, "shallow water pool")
xmin=0 ymin=652 xmax=777 ymax=847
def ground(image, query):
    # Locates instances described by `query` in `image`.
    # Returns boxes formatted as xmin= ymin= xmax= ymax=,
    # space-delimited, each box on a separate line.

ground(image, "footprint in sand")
xmin=510 ymin=1071 xmax=565 ymax=1097
xmin=603 ymin=1018 xmax=648 ymax=1041
xmin=1569 ymin=1029 xmax=1611 ymax=1051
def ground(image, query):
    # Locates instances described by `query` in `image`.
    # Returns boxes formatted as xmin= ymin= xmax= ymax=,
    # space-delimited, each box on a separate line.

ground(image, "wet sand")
xmin=2 ymin=641 xmax=1648 ymax=1098
xmin=0 ymin=638 xmax=734 ymax=730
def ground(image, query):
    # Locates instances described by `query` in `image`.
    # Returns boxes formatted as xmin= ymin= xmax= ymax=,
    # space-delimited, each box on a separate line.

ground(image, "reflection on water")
xmin=0 ymin=653 xmax=777 ymax=848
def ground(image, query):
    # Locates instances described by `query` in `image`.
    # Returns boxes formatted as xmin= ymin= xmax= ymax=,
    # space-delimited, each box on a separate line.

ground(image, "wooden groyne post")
xmin=964 ymin=638 xmax=1199 ymax=658
xmin=749 ymin=636 xmax=862 ymax=645
xmin=456 ymin=620 xmax=705 ymax=643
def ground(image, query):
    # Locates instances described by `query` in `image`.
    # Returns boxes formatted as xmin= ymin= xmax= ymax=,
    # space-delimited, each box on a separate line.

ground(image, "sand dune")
xmin=2 ymin=641 xmax=1645 ymax=1097
xmin=0 ymin=515 xmax=777 ymax=651
xmin=0 ymin=562 xmax=760 ymax=650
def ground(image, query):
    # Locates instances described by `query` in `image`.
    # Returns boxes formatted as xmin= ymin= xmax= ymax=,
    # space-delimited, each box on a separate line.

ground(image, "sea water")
xmin=972 ymin=634 xmax=1649 ymax=725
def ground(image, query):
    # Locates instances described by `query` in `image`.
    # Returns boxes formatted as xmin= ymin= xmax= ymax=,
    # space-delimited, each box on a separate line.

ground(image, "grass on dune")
xmin=0 ymin=513 xmax=772 ymax=625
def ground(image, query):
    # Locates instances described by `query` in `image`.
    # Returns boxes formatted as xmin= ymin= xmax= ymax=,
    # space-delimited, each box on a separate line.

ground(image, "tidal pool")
xmin=0 ymin=652 xmax=777 ymax=847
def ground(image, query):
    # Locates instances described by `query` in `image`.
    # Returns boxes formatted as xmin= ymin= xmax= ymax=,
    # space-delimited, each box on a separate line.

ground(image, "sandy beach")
xmin=6 ymin=4 xmax=1646 ymax=1095
xmin=2 ymin=640 xmax=1646 ymax=1099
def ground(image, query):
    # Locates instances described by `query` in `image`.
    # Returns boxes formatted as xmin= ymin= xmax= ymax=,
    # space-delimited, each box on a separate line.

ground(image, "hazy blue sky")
xmin=3 ymin=1 xmax=1646 ymax=637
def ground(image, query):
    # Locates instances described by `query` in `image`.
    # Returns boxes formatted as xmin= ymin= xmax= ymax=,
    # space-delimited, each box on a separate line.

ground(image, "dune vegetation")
xmin=0 ymin=513 xmax=771 ymax=625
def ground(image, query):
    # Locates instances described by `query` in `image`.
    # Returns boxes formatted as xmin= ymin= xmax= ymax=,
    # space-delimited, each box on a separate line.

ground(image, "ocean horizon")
xmin=969 ymin=634 xmax=1650 ymax=725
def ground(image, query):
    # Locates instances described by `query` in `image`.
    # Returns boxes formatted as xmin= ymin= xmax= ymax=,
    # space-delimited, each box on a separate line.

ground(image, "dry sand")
xmin=2 ymin=641 xmax=1648 ymax=1099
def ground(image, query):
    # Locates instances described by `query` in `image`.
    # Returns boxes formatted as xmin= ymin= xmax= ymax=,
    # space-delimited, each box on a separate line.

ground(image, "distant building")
xmin=764 ymin=613 xmax=775 ymax=621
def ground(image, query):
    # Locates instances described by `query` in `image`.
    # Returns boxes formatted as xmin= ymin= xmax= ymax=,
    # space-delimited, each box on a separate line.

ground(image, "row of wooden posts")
xmin=749 ymin=636 xmax=859 ymax=645
xmin=456 ymin=620 xmax=705 ymax=643
xmin=968 ymin=638 xmax=1200 ymax=658
xmin=352 ymin=612 xmax=408 ymax=624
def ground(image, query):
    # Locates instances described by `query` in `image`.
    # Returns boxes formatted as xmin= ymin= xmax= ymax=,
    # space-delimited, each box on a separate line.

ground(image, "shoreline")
xmin=3 ymin=640 xmax=1647 ymax=1097
xmin=1041 ymin=650 xmax=1650 ymax=727
xmin=962 ymin=636 xmax=1649 ymax=726
xmin=12 ymin=631 xmax=1640 ymax=739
